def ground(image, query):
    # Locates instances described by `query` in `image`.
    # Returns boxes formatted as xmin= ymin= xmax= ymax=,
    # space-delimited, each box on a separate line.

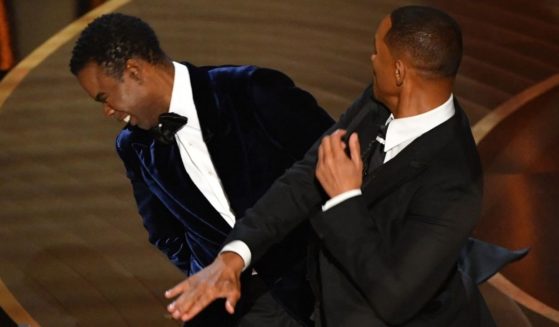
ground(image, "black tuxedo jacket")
xmin=115 ymin=62 xmax=334 ymax=325
xmin=228 ymin=86 xmax=497 ymax=326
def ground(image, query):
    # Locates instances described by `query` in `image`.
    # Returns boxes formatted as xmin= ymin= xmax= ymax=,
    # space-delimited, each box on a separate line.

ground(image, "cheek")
xmin=374 ymin=66 xmax=387 ymax=87
xmin=118 ymin=83 xmax=143 ymax=112
xmin=372 ymin=66 xmax=392 ymax=100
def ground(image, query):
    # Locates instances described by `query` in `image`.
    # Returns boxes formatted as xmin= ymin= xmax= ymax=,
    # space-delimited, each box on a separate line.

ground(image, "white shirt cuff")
xmin=220 ymin=240 xmax=252 ymax=271
xmin=322 ymin=189 xmax=362 ymax=211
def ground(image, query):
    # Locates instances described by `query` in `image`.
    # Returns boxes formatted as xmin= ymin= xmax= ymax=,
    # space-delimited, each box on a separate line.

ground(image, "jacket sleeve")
xmin=115 ymin=130 xmax=191 ymax=274
xmin=226 ymin=85 xmax=375 ymax=262
xmin=310 ymin=153 xmax=482 ymax=324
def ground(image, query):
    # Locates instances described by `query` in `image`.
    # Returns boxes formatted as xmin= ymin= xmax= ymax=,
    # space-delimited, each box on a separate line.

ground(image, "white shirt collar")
xmin=384 ymin=94 xmax=455 ymax=152
xmin=168 ymin=61 xmax=200 ymax=131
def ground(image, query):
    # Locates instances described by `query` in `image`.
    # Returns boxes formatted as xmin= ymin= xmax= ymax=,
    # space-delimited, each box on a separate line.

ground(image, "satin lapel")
xmin=132 ymin=138 xmax=232 ymax=235
xmin=186 ymin=63 xmax=252 ymax=217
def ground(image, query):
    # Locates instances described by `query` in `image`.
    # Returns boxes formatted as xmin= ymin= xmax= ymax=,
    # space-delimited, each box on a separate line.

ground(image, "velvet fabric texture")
xmin=115 ymin=62 xmax=334 ymax=325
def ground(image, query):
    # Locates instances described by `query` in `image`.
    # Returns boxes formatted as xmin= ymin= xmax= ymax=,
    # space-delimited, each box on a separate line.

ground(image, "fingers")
xmin=348 ymin=133 xmax=362 ymax=168
xmin=166 ymin=282 xmax=196 ymax=318
xmin=166 ymin=281 xmax=197 ymax=319
xmin=225 ymin=300 xmax=235 ymax=315
xmin=225 ymin=288 xmax=241 ymax=314
xmin=317 ymin=129 xmax=343 ymax=180
xmin=167 ymin=287 xmax=215 ymax=321
xmin=165 ymin=257 xmax=243 ymax=322
xmin=329 ymin=130 xmax=347 ymax=157
xmin=321 ymin=132 xmax=333 ymax=160
xmin=175 ymin=293 xmax=213 ymax=321
xmin=164 ymin=280 xmax=188 ymax=299
xmin=178 ymin=285 xmax=239 ymax=321
xmin=321 ymin=129 xmax=347 ymax=158
xmin=172 ymin=295 xmax=198 ymax=321
xmin=165 ymin=278 xmax=203 ymax=321
xmin=317 ymin=135 xmax=324 ymax=166
xmin=170 ymin=282 xmax=240 ymax=321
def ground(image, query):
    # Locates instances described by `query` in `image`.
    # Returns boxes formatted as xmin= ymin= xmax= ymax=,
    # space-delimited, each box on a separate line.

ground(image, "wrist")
xmin=327 ymin=184 xmax=361 ymax=198
xmin=218 ymin=251 xmax=245 ymax=273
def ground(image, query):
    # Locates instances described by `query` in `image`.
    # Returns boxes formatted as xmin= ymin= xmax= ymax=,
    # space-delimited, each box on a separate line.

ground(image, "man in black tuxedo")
xmin=166 ymin=6 xmax=501 ymax=326
xmin=69 ymin=13 xmax=334 ymax=327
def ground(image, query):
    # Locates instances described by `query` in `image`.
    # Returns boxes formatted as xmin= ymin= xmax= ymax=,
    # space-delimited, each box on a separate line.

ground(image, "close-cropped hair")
xmin=386 ymin=6 xmax=463 ymax=78
xmin=69 ymin=13 xmax=167 ymax=78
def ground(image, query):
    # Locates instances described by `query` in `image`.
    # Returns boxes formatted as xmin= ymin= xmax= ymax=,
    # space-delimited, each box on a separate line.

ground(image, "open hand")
xmin=165 ymin=252 xmax=244 ymax=321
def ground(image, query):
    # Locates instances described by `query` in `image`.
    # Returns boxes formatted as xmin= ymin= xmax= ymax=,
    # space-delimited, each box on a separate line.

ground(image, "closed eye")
xmin=94 ymin=92 xmax=108 ymax=103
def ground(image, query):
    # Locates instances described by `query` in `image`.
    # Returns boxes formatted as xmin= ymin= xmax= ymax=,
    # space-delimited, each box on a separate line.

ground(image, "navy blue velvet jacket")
xmin=115 ymin=62 xmax=334 ymax=323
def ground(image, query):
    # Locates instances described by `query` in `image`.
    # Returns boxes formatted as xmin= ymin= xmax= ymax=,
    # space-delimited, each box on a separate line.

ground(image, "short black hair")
xmin=386 ymin=6 xmax=463 ymax=78
xmin=69 ymin=13 xmax=167 ymax=77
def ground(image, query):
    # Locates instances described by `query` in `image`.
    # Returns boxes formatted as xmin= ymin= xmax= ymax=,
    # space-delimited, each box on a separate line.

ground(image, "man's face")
xmin=370 ymin=16 xmax=398 ymax=107
xmin=77 ymin=62 xmax=158 ymax=130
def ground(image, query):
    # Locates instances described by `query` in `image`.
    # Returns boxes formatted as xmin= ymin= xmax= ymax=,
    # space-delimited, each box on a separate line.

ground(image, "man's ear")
xmin=125 ymin=58 xmax=143 ymax=83
xmin=394 ymin=60 xmax=405 ymax=87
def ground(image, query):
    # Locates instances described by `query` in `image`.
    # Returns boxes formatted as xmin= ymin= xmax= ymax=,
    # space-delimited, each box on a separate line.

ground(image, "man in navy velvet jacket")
xmin=70 ymin=13 xmax=333 ymax=327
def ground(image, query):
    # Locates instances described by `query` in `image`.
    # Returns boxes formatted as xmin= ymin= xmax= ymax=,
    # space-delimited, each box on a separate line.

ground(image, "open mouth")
xmin=123 ymin=114 xmax=131 ymax=123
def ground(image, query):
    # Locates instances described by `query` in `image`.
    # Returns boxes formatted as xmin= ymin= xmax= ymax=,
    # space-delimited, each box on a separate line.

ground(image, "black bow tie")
xmin=150 ymin=113 xmax=188 ymax=145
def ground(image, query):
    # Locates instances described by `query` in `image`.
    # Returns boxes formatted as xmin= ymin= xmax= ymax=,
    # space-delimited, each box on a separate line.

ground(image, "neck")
xmin=151 ymin=59 xmax=175 ymax=115
xmin=392 ymin=77 xmax=453 ymax=118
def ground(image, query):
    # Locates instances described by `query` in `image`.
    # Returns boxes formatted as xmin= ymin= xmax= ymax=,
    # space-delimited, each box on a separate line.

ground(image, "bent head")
xmin=370 ymin=6 xmax=462 ymax=107
xmin=70 ymin=13 xmax=169 ymax=129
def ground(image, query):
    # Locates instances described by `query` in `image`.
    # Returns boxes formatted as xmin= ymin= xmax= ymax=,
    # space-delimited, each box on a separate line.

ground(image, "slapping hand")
xmin=315 ymin=129 xmax=363 ymax=198
xmin=165 ymin=252 xmax=244 ymax=322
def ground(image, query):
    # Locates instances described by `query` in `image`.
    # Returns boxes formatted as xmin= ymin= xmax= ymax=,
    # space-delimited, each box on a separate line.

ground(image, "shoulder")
xmin=184 ymin=60 xmax=297 ymax=95
xmin=115 ymin=126 xmax=133 ymax=151
xmin=204 ymin=64 xmax=260 ymax=85
xmin=248 ymin=67 xmax=294 ymax=88
xmin=204 ymin=64 xmax=294 ymax=89
xmin=423 ymin=111 xmax=482 ymax=184
xmin=115 ymin=125 xmax=151 ymax=154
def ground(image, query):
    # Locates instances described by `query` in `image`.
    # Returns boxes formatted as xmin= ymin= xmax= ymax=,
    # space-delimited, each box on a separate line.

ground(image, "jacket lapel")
xmin=131 ymin=135 xmax=232 ymax=236
xmin=362 ymin=145 xmax=427 ymax=204
xmin=185 ymin=63 xmax=252 ymax=217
